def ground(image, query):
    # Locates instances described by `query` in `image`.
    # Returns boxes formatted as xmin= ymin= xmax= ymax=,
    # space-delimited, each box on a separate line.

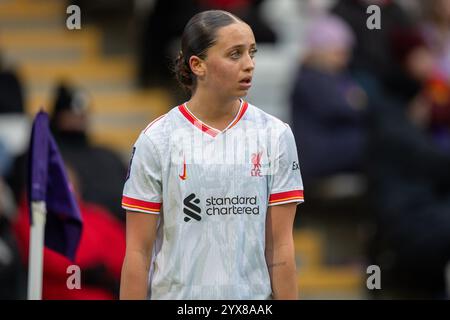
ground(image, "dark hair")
xmin=174 ymin=10 xmax=242 ymax=94
xmin=389 ymin=26 xmax=426 ymax=63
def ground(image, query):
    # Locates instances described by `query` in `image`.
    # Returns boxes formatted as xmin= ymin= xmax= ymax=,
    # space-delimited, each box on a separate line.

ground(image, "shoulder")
xmin=141 ymin=113 xmax=168 ymax=137
xmin=140 ymin=105 xmax=181 ymax=145
xmin=245 ymin=102 xmax=291 ymax=134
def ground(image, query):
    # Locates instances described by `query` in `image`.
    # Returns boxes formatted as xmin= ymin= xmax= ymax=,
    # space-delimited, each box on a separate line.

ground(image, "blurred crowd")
xmin=0 ymin=0 xmax=450 ymax=299
xmin=290 ymin=0 xmax=450 ymax=299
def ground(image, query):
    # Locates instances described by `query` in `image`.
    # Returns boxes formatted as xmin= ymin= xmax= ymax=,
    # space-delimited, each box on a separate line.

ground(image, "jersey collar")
xmin=178 ymin=99 xmax=248 ymax=138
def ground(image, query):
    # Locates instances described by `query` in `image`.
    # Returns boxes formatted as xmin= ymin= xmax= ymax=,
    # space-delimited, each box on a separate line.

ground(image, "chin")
xmin=237 ymin=90 xmax=250 ymax=97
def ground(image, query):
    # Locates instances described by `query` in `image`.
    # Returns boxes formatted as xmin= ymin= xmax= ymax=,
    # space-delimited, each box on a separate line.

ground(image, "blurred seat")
xmin=294 ymin=227 xmax=365 ymax=299
xmin=0 ymin=0 xmax=173 ymax=159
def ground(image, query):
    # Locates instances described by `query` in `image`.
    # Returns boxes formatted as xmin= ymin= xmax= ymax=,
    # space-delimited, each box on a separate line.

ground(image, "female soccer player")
xmin=120 ymin=10 xmax=304 ymax=300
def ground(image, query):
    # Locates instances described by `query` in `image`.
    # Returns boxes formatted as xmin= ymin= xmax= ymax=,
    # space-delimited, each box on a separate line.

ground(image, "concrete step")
xmin=298 ymin=265 xmax=364 ymax=299
xmin=27 ymin=89 xmax=171 ymax=115
xmin=0 ymin=17 xmax=63 ymax=30
xmin=3 ymin=47 xmax=84 ymax=64
xmin=90 ymin=113 xmax=170 ymax=156
xmin=294 ymin=229 xmax=325 ymax=268
xmin=26 ymin=81 xmax=135 ymax=98
xmin=0 ymin=0 xmax=65 ymax=20
xmin=27 ymin=88 xmax=172 ymax=155
xmin=2 ymin=28 xmax=101 ymax=59
xmin=90 ymin=127 xmax=144 ymax=157
xmin=18 ymin=57 xmax=135 ymax=94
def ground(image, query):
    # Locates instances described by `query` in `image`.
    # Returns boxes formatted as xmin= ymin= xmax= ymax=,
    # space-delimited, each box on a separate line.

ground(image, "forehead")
xmin=212 ymin=22 xmax=256 ymax=50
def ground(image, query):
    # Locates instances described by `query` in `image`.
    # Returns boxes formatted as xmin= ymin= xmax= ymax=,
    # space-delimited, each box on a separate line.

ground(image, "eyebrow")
xmin=226 ymin=43 xmax=257 ymax=51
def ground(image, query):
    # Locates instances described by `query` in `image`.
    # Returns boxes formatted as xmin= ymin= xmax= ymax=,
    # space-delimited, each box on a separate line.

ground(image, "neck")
xmin=187 ymin=89 xmax=241 ymax=123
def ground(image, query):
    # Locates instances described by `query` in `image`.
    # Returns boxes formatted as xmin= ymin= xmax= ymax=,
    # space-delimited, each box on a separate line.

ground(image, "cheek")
xmin=208 ymin=60 xmax=238 ymax=84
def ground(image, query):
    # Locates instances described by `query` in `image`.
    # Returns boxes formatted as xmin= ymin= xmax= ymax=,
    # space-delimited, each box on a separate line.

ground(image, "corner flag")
xmin=27 ymin=110 xmax=83 ymax=299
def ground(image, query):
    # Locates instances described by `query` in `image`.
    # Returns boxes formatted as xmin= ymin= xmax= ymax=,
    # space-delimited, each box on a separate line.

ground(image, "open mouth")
xmin=240 ymin=77 xmax=252 ymax=84
xmin=239 ymin=77 xmax=252 ymax=88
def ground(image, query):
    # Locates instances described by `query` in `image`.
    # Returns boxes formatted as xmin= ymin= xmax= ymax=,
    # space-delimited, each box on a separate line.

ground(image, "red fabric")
xmin=424 ymin=76 xmax=450 ymax=126
xmin=13 ymin=197 xmax=125 ymax=300
xmin=197 ymin=0 xmax=251 ymax=10
xmin=121 ymin=195 xmax=161 ymax=212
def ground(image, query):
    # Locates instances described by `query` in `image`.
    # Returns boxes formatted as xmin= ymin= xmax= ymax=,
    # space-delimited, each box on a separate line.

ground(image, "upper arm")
xmin=122 ymin=133 xmax=163 ymax=258
xmin=265 ymin=203 xmax=297 ymax=251
xmin=125 ymin=211 xmax=159 ymax=256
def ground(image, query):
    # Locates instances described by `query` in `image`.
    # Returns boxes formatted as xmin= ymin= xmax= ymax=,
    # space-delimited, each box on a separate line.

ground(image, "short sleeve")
xmin=268 ymin=124 xmax=304 ymax=206
xmin=121 ymin=133 xmax=162 ymax=214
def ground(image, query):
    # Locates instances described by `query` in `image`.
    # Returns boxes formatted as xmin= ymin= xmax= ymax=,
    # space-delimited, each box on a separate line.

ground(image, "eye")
xmin=230 ymin=50 xmax=242 ymax=59
xmin=249 ymin=48 xmax=258 ymax=58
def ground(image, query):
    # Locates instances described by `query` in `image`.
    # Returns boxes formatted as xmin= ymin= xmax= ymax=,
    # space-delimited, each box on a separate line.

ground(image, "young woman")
xmin=120 ymin=10 xmax=304 ymax=300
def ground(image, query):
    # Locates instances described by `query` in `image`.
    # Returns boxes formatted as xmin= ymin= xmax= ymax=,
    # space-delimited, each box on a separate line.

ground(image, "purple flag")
xmin=28 ymin=111 xmax=83 ymax=261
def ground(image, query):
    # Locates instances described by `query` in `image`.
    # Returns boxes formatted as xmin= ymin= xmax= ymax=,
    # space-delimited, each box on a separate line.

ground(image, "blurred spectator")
xmin=13 ymin=166 xmax=126 ymax=299
xmin=331 ymin=0 xmax=414 ymax=89
xmin=0 ymin=47 xmax=29 ymax=211
xmin=425 ymin=76 xmax=450 ymax=152
xmin=0 ymin=46 xmax=25 ymax=171
xmin=0 ymin=161 xmax=26 ymax=299
xmin=290 ymin=14 xmax=368 ymax=188
xmin=385 ymin=26 xmax=436 ymax=102
xmin=0 ymin=53 xmax=24 ymax=114
xmin=137 ymin=0 xmax=277 ymax=88
xmin=420 ymin=0 xmax=450 ymax=82
xmin=0 ymin=140 xmax=12 ymax=178
xmin=388 ymin=26 xmax=450 ymax=151
xmin=368 ymin=26 xmax=450 ymax=299
xmin=418 ymin=0 xmax=450 ymax=152
xmin=0 ymin=75 xmax=24 ymax=296
xmin=49 ymin=83 xmax=128 ymax=222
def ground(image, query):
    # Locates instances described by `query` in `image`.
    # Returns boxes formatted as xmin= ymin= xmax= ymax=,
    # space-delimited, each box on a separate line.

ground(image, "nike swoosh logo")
xmin=179 ymin=158 xmax=187 ymax=180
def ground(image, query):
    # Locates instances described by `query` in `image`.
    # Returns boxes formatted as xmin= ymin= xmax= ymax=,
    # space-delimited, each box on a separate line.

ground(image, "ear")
xmin=189 ymin=56 xmax=206 ymax=78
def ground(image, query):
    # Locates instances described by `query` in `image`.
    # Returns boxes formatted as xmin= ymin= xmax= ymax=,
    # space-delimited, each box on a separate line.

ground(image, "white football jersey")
xmin=122 ymin=100 xmax=304 ymax=300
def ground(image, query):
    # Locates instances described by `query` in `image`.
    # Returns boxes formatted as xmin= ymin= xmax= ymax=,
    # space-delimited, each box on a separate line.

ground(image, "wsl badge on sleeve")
xmin=125 ymin=146 xmax=136 ymax=181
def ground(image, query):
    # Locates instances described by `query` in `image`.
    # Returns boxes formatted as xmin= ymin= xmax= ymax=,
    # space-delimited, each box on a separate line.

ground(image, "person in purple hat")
xmin=290 ymin=14 xmax=368 ymax=189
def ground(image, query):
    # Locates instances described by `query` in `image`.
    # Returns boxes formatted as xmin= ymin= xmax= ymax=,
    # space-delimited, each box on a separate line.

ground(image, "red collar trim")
xmin=178 ymin=100 xmax=248 ymax=137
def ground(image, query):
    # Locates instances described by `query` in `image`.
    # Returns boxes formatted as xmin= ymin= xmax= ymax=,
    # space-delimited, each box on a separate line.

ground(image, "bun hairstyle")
xmin=174 ymin=10 xmax=242 ymax=94
xmin=174 ymin=50 xmax=194 ymax=92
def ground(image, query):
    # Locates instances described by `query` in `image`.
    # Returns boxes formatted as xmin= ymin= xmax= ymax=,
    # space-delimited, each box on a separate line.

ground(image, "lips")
xmin=239 ymin=76 xmax=252 ymax=89
xmin=240 ymin=76 xmax=252 ymax=83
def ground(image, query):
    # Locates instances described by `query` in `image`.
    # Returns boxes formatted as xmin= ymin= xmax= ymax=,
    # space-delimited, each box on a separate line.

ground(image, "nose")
xmin=243 ymin=52 xmax=255 ymax=72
